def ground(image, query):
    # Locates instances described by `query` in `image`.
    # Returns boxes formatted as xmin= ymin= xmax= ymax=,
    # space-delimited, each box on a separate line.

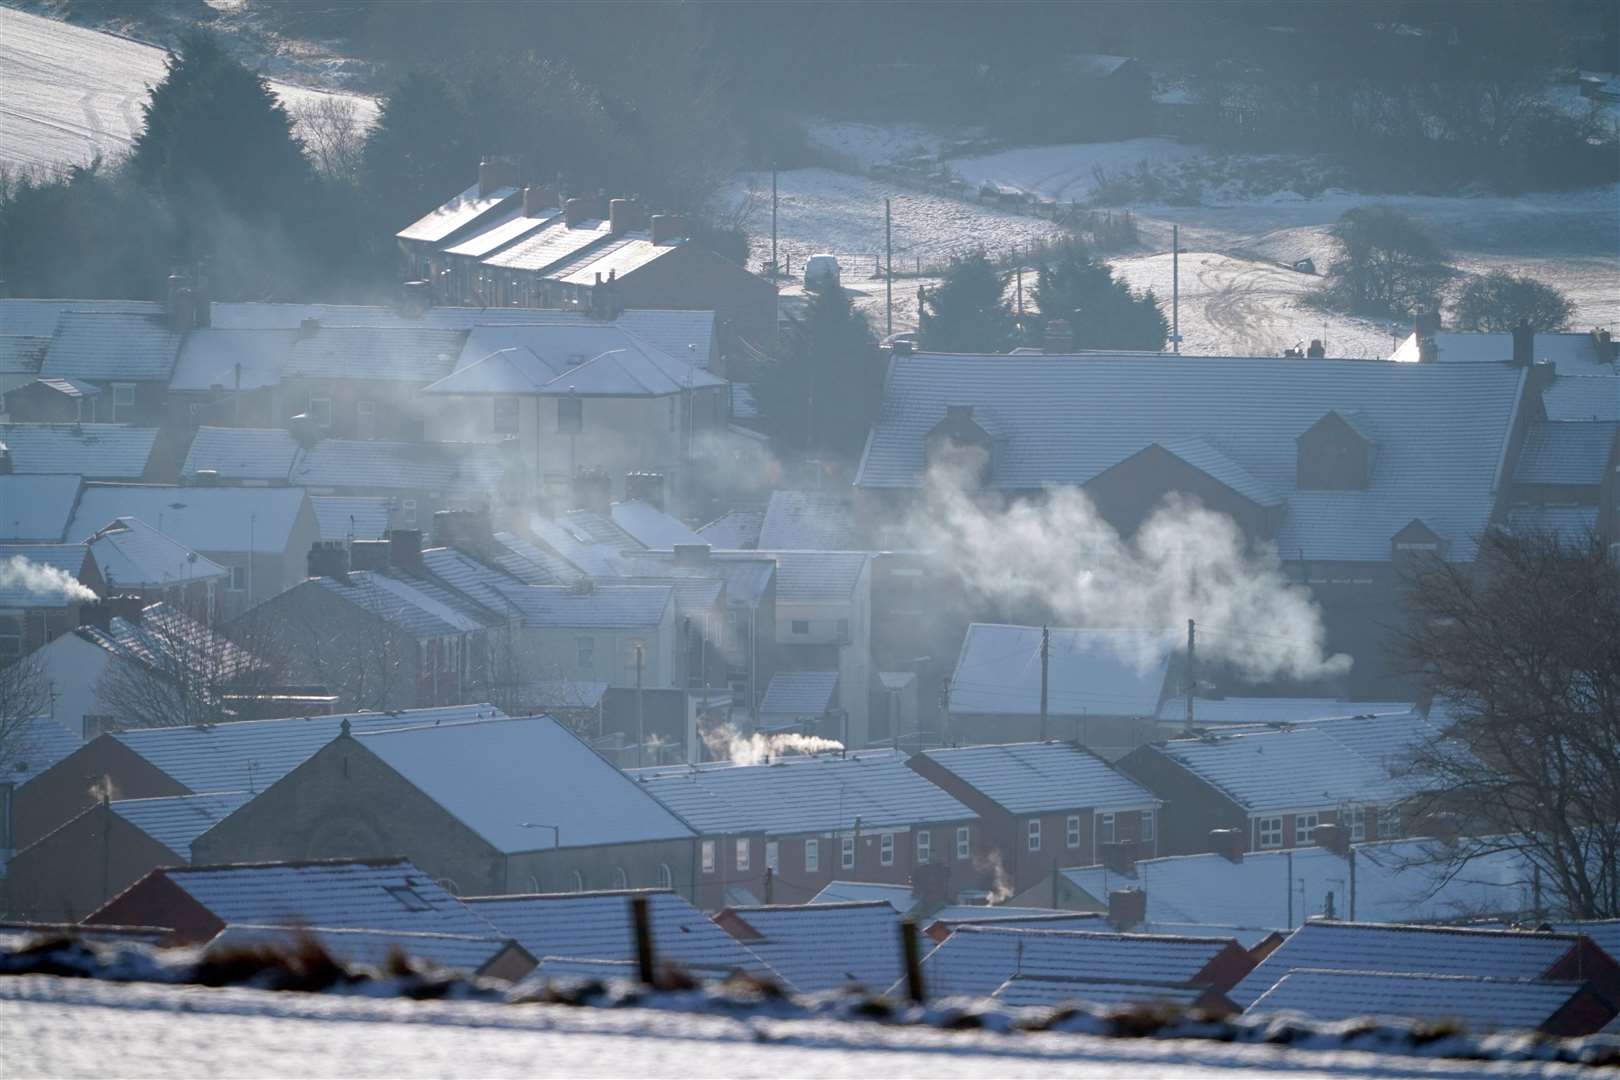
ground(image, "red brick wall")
xmin=13 ymin=739 xmax=188 ymax=851
xmin=4 ymin=806 xmax=183 ymax=923
xmin=83 ymin=870 xmax=221 ymax=944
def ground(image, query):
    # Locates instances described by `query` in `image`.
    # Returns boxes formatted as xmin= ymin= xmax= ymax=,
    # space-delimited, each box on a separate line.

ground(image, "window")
xmin=791 ymin=619 xmax=810 ymax=635
xmin=1027 ymin=819 xmax=1041 ymax=852
xmin=611 ymin=867 xmax=629 ymax=889
xmin=880 ymin=833 xmax=895 ymax=866
xmin=576 ymin=636 xmax=595 ymax=670
xmin=0 ymin=612 xmax=22 ymax=659
xmin=657 ymin=863 xmax=673 ymax=889
xmin=1099 ymin=812 xmax=1116 ymax=845
xmin=1066 ymin=815 xmax=1082 ymax=849
xmin=400 ymin=498 xmax=417 ymax=526
xmin=112 ymin=382 xmax=136 ymax=422
xmin=228 ymin=565 xmax=247 ymax=592
xmin=1257 ymin=817 xmax=1283 ymax=849
xmin=805 ymin=839 xmax=819 ymax=873
xmin=493 ymin=397 xmax=519 ymax=435
xmin=956 ymin=826 xmax=971 ymax=860
xmin=701 ymin=840 xmax=716 ymax=874
xmin=841 ymin=836 xmax=855 ymax=869
xmin=916 ymin=830 xmax=931 ymax=865
xmin=357 ymin=400 xmax=377 ymax=440
xmin=1380 ymin=805 xmax=1400 ymax=838
xmin=1141 ymin=810 xmax=1155 ymax=843
xmin=384 ymin=885 xmax=431 ymax=912
xmin=309 ymin=396 xmax=332 ymax=428
xmin=1347 ymin=806 xmax=1366 ymax=843
xmin=765 ymin=840 xmax=779 ymax=873
xmin=736 ymin=837 xmax=750 ymax=871
xmin=836 ymin=618 xmax=850 ymax=640
xmin=1294 ymin=813 xmax=1320 ymax=846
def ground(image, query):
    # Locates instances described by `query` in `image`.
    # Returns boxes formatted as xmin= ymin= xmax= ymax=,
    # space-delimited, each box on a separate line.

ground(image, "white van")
xmin=803 ymin=253 xmax=840 ymax=289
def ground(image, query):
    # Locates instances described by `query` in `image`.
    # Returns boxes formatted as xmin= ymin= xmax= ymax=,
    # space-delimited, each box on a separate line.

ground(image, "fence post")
xmin=900 ymin=919 xmax=925 ymax=1003
xmin=630 ymin=893 xmax=656 ymax=985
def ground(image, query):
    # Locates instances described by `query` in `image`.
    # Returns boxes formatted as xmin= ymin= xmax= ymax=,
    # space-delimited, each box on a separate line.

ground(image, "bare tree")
xmin=1399 ymin=528 xmax=1620 ymax=918
xmin=238 ymin=581 xmax=410 ymax=713
xmin=292 ymin=95 xmax=365 ymax=183
xmin=0 ymin=651 xmax=50 ymax=763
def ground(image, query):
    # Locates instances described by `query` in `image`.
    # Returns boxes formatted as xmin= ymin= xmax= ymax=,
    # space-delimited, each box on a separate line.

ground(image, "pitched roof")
xmin=142 ymin=858 xmax=497 ymax=935
xmin=992 ymin=975 xmax=1217 ymax=1009
xmin=310 ymin=570 xmax=494 ymax=637
xmin=310 ymin=496 xmax=395 ymax=542
xmin=181 ymin=427 xmax=299 ymax=482
xmin=917 ymin=925 xmax=1244 ymax=999
xmin=67 ymin=485 xmax=308 ymax=553
xmin=698 ymin=510 xmax=763 ymax=550
xmin=104 ymin=704 xmax=508 ymax=795
xmin=495 ymin=583 xmax=672 ymax=630
xmin=1153 ymin=698 xmax=1414 ymax=725
xmin=109 ymin=792 xmax=252 ymax=858
xmin=612 ymin=310 xmax=716 ymax=368
xmin=758 ymin=491 xmax=863 ymax=550
xmin=465 ymin=890 xmax=768 ymax=977
xmin=397 ymin=182 xmax=518 ymax=244
xmin=0 ymin=335 xmax=50 ymax=376
xmin=719 ymin=901 xmax=901 ymax=992
xmin=284 ymin=326 xmax=464 ymax=383
xmin=1392 ymin=330 xmax=1618 ymax=376
xmin=545 ymin=233 xmax=679 ymax=286
xmin=758 ymin=671 xmax=839 ymax=718
xmin=42 ymin=310 xmax=180 ymax=381
xmin=0 ymin=299 xmax=160 ymax=339
xmin=1553 ymin=920 xmax=1620 ymax=961
xmin=355 ymin=716 xmax=694 ymax=852
xmin=290 ymin=438 xmax=510 ymax=493
xmin=169 ymin=329 xmax=295 ymax=392
xmin=920 ymin=742 xmax=1158 ymax=815
xmin=1229 ymin=921 xmax=1591 ymax=1007
xmin=608 ymin=500 xmax=706 ymax=549
xmin=0 ymin=543 xmax=88 ymax=607
xmin=206 ymin=924 xmax=532 ymax=976
xmin=424 ymin=323 xmax=724 ymax=398
xmin=745 ymin=550 xmax=866 ymax=604
xmin=810 ymin=881 xmax=916 ymax=908
xmin=1515 ymin=420 xmax=1617 ymax=485
xmin=0 ymin=424 xmax=156 ymax=478
xmin=1504 ymin=503 xmax=1600 ymax=543
xmin=76 ymin=601 xmax=261 ymax=680
xmin=84 ymin=517 xmax=228 ymax=588
xmin=0 ymin=475 xmax=82 ymax=541
xmin=1244 ymin=968 xmax=1598 ymax=1032
xmin=0 ymin=714 xmax=84 ymax=788
xmin=1156 ymin=438 xmax=1282 ymax=507
xmin=622 ymin=551 xmax=776 ymax=607
xmin=857 ymin=354 xmax=1526 ymax=562
xmin=949 ymin=624 xmax=1178 ymax=718
xmin=632 ymin=749 xmax=974 ymax=836
xmin=442 ymin=208 xmax=558 ymax=259
xmin=1542 ymin=374 xmax=1620 ymax=421
xmin=32 ymin=376 xmax=101 ymax=398
xmin=478 ymin=218 xmax=611 ymax=272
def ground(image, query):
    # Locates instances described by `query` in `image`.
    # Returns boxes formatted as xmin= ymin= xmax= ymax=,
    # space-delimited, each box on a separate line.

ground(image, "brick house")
xmin=910 ymin=741 xmax=1160 ymax=897
xmin=0 ymin=542 xmax=103 ymax=658
xmin=631 ymin=750 xmax=979 ymax=910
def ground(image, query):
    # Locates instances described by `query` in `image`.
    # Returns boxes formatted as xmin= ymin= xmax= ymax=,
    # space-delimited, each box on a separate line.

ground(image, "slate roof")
xmin=857 ymin=354 xmax=1526 ymax=562
xmin=1553 ymin=920 xmax=1620 ymax=961
xmin=419 ymin=546 xmax=532 ymax=609
xmin=67 ymin=485 xmax=309 ymax=553
xmin=495 ymin=584 xmax=672 ymax=630
xmin=632 ymin=749 xmax=974 ymax=836
xmin=698 ymin=510 xmax=763 ymax=550
xmin=720 ymin=901 xmax=901 ymax=992
xmin=486 ymin=530 xmax=579 ymax=584
xmin=284 ymin=326 xmax=464 ymax=383
xmin=104 ymin=704 xmax=507 ymax=796
xmin=916 ymin=926 xmax=1242 ymax=999
xmin=465 ymin=890 xmax=769 ymax=977
xmin=1515 ymin=420 xmax=1617 ymax=485
xmin=0 ymin=475 xmax=82 ymax=541
xmin=546 ymin=233 xmax=678 ymax=286
xmin=442 ymin=209 xmax=558 ymax=259
xmin=1156 ymin=438 xmax=1282 ymax=507
xmin=757 ymin=491 xmax=863 ymax=550
xmin=0 ymin=335 xmax=50 ymax=376
xmin=810 ymin=881 xmax=917 ymax=908
xmin=920 ymin=741 xmax=1159 ymax=815
xmin=0 ymin=299 xmax=161 ymax=339
xmin=356 ymin=716 xmax=694 ymax=853
xmin=131 ymin=858 xmax=498 ymax=936
xmin=744 ymin=550 xmax=867 ymax=604
xmin=622 ymin=552 xmax=776 ymax=608
xmin=0 ymin=714 xmax=84 ymax=788
xmin=76 ymin=601 xmax=262 ymax=681
xmin=1504 ymin=504 xmax=1600 ymax=543
xmin=33 ymin=376 xmax=101 ymax=398
xmin=479 ymin=218 xmax=611 ymax=272
xmin=1228 ymin=921 xmax=1592 ymax=1007
xmin=397 ymin=182 xmax=518 ymax=245
xmin=758 ymin=671 xmax=839 ymax=717
xmin=84 ymin=517 xmax=228 ymax=588
xmin=0 ymin=424 xmax=156 ymax=478
xmin=612 ymin=310 xmax=717 ymax=369
xmin=949 ymin=624 xmax=1178 ymax=718
xmin=424 ymin=323 xmax=724 ymax=398
xmin=0 ymin=543 xmax=88 ymax=607
xmin=1244 ymin=968 xmax=1595 ymax=1032
xmin=181 ymin=427 xmax=299 ymax=482
xmin=1153 ymin=698 xmax=1414 ymax=725
xmin=291 ymin=438 xmax=510 ymax=494
xmin=1392 ymin=330 xmax=1618 ymax=376
xmin=169 ymin=329 xmax=295 ymax=392
xmin=42 ymin=310 xmax=181 ymax=381
xmin=608 ymin=501 xmax=706 ymax=549
xmin=311 ymin=570 xmax=494 ymax=637
xmin=207 ymin=925 xmax=531 ymax=976
xmin=992 ymin=975 xmax=1215 ymax=1009
xmin=1542 ymin=374 xmax=1620 ymax=421
xmin=109 ymin=792 xmax=251 ymax=858
xmin=929 ymin=913 xmax=1112 ymax=937
xmin=310 ymin=496 xmax=394 ymax=542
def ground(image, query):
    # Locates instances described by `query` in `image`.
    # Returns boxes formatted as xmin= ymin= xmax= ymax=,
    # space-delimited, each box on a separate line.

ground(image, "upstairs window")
xmin=916 ymin=830 xmax=931 ymax=864
xmin=1066 ymin=815 xmax=1082 ymax=849
xmin=841 ymin=836 xmax=855 ymax=869
xmin=701 ymin=840 xmax=715 ymax=874
xmin=1027 ymin=819 xmax=1041 ymax=852
xmin=1295 ymin=813 xmax=1320 ymax=846
xmin=880 ymin=833 xmax=895 ymax=866
xmin=1099 ymin=812 xmax=1116 ymax=845
xmin=1257 ymin=817 xmax=1283 ymax=849
xmin=956 ymin=826 xmax=971 ymax=860
xmin=805 ymin=839 xmax=819 ymax=873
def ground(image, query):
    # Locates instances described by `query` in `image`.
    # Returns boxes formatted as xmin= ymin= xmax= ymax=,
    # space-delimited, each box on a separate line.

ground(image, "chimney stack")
xmin=1107 ymin=887 xmax=1146 ymax=931
xmin=478 ymin=157 xmax=518 ymax=199
xmin=306 ymin=540 xmax=350 ymax=580
xmin=1417 ymin=336 xmax=1438 ymax=363
xmin=1306 ymin=339 xmax=1326 ymax=359
xmin=649 ymin=214 xmax=685 ymax=245
xmin=1042 ymin=319 xmax=1074 ymax=354
xmin=78 ymin=595 xmax=145 ymax=630
xmin=1413 ymin=311 xmax=1441 ymax=338
xmin=348 ymin=539 xmax=391 ymax=571
xmin=1100 ymin=840 xmax=1136 ymax=878
xmin=571 ymin=467 xmax=613 ymax=515
xmin=523 ymin=185 xmax=554 ymax=218
xmin=1595 ymin=328 xmax=1616 ymax=363
xmin=1313 ymin=822 xmax=1350 ymax=856
xmin=624 ymin=471 xmax=666 ymax=509
xmin=1209 ymin=828 xmax=1244 ymax=864
xmin=388 ymin=528 xmax=423 ymax=571
xmin=609 ymin=198 xmax=643 ymax=236
xmin=563 ymin=197 xmax=591 ymax=228
xmin=298 ymin=317 xmax=321 ymax=340
xmin=433 ymin=508 xmax=494 ymax=552
xmin=1512 ymin=320 xmax=1535 ymax=367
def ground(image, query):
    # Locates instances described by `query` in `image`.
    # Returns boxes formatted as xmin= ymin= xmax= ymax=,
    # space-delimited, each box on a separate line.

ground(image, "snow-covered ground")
xmin=3 ymin=976 xmax=1602 ymax=1080
xmin=0 ymin=6 xmax=378 ymax=172
xmin=802 ymin=120 xmax=953 ymax=169
xmin=946 ymin=137 xmax=1203 ymax=201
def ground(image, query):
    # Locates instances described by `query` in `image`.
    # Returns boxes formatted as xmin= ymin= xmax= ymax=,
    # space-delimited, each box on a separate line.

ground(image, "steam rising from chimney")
xmin=699 ymin=717 xmax=843 ymax=766
xmin=1 ymin=556 xmax=98 ymax=603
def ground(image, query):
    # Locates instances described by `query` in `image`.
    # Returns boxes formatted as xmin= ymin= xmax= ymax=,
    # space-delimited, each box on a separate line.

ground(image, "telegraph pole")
xmin=1039 ymin=625 xmax=1050 ymax=741
xmin=634 ymin=643 xmax=645 ymax=767
xmin=1171 ymin=224 xmax=1181 ymax=354
xmin=1185 ymin=618 xmax=1196 ymax=728
xmin=885 ymin=197 xmax=893 ymax=337
xmin=771 ymin=167 xmax=779 ymax=278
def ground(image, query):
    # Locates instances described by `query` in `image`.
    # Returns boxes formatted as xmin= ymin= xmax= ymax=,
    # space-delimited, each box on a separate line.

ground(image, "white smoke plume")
xmin=906 ymin=459 xmax=1350 ymax=682
xmin=699 ymin=717 xmax=843 ymax=766
xmin=976 ymin=848 xmax=1015 ymax=904
xmin=1 ymin=556 xmax=98 ymax=603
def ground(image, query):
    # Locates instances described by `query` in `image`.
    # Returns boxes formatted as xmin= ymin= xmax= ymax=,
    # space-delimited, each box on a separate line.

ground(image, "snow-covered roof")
xmin=758 ymin=671 xmax=839 ymax=718
xmin=0 ymin=424 xmax=156 ymax=478
xmin=181 ymin=427 xmax=299 ymax=482
xmin=810 ymin=881 xmax=916 ymax=908
xmin=105 ymin=704 xmax=508 ymax=796
xmin=545 ymin=233 xmax=679 ymax=286
xmin=0 ymin=542 xmax=88 ymax=607
xmin=418 ymin=546 xmax=533 ymax=609
xmin=425 ymin=323 xmax=724 ymax=398
xmin=486 ymin=530 xmax=581 ymax=585
xmin=1515 ymin=420 xmax=1617 ymax=486
xmin=75 ymin=601 xmax=262 ymax=681
xmin=397 ymin=182 xmax=518 ymax=245
xmin=466 ymin=890 xmax=767 ymax=977
xmin=0 ymin=714 xmax=84 ymax=788
xmin=928 ymin=912 xmax=1112 ymax=937
xmin=284 ymin=326 xmax=465 ymax=383
xmin=698 ymin=510 xmax=763 ymax=550
xmin=992 ymin=975 xmax=1216 ymax=1010
xmin=479 ymin=218 xmax=611 ymax=272
xmin=1229 ymin=922 xmax=1591 ymax=1008
xmin=109 ymin=792 xmax=251 ymax=858
xmin=311 ymin=570 xmax=494 ymax=637
xmin=757 ymin=491 xmax=862 ymax=550
xmin=355 ymin=716 xmax=694 ymax=853
xmin=1155 ymin=438 xmax=1283 ymax=507
xmin=620 ymin=551 xmax=776 ymax=607
xmin=133 ymin=858 xmax=497 ymax=936
xmin=1504 ymin=503 xmax=1600 ymax=543
xmin=206 ymin=924 xmax=532 ymax=977
xmin=857 ymin=354 xmax=1527 ymax=562
xmin=1391 ymin=330 xmax=1618 ymax=377
xmin=1245 ymin=968 xmax=1595 ymax=1032
xmin=495 ymin=583 xmax=672 ymax=630
xmin=1552 ymin=920 xmax=1620 ymax=962
xmin=612 ymin=310 xmax=716 ymax=368
xmin=169 ymin=329 xmax=295 ymax=392
xmin=745 ymin=550 xmax=866 ymax=604
xmin=291 ymin=438 xmax=510 ymax=494
xmin=1059 ymin=838 xmax=1536 ymax=933
xmin=41 ymin=310 xmax=180 ymax=382
xmin=949 ymin=624 xmax=1178 ymax=718
xmin=442 ymin=209 xmax=558 ymax=259
xmin=310 ymin=496 xmax=394 ymax=542
xmin=0 ymin=475 xmax=82 ymax=542
xmin=917 ymin=925 xmax=1245 ymax=1000
xmin=719 ymin=901 xmax=901 ymax=993
xmin=632 ymin=749 xmax=974 ymax=836
xmin=608 ymin=500 xmax=706 ymax=549
xmin=1153 ymin=698 xmax=1414 ymax=725
xmin=1541 ymin=374 xmax=1620 ymax=422
xmin=31 ymin=376 xmax=101 ymax=398
xmin=84 ymin=517 xmax=228 ymax=588
xmin=0 ymin=335 xmax=50 ymax=376
xmin=920 ymin=741 xmax=1159 ymax=815
xmin=67 ymin=485 xmax=309 ymax=554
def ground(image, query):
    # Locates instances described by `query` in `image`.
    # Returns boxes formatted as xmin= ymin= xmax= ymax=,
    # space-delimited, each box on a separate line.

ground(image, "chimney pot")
xmin=389 ymin=529 xmax=423 ymax=571
xmin=306 ymin=540 xmax=350 ymax=581
xmin=1107 ymin=887 xmax=1146 ymax=931
xmin=1042 ymin=319 xmax=1074 ymax=354
xmin=1209 ymin=827 xmax=1244 ymax=863
xmin=1512 ymin=320 xmax=1535 ymax=367
xmin=1306 ymin=339 xmax=1326 ymax=359
xmin=649 ymin=214 xmax=685 ymax=245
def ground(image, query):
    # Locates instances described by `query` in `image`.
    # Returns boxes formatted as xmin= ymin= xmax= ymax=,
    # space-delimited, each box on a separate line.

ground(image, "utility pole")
xmin=1185 ymin=618 xmax=1196 ymax=728
xmin=771 ymin=167 xmax=779 ymax=278
xmin=885 ymin=197 xmax=893 ymax=338
xmin=1039 ymin=625 xmax=1049 ymax=741
xmin=634 ymin=642 xmax=645 ymax=768
xmin=1016 ymin=266 xmax=1023 ymax=318
xmin=1171 ymin=224 xmax=1181 ymax=354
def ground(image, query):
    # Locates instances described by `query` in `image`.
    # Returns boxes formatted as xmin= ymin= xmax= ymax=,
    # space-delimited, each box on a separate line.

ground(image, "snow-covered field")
xmin=0 ymin=6 xmax=378 ymax=172
xmin=946 ymin=137 xmax=1203 ymax=201
xmin=3 ymin=976 xmax=1602 ymax=1080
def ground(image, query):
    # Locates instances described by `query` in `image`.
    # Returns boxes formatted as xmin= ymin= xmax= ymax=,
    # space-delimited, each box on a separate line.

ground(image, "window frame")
xmin=956 ymin=825 xmax=971 ymax=861
xmin=790 ymin=619 xmax=810 ymax=635
xmin=880 ymin=832 xmax=895 ymax=866
xmin=309 ymin=396 xmax=333 ymax=428
xmin=805 ymin=838 xmax=819 ymax=873
xmin=1027 ymin=818 xmax=1041 ymax=852
xmin=915 ymin=829 xmax=931 ymax=865
xmin=841 ymin=835 xmax=855 ymax=870
xmin=1348 ymin=806 xmax=1366 ymax=843
xmin=1141 ymin=809 xmax=1155 ymax=843
xmin=1099 ymin=811 xmax=1117 ymax=845
xmin=657 ymin=863 xmax=673 ymax=890
xmin=735 ymin=836 xmax=750 ymax=872
xmin=111 ymin=382 xmax=136 ymax=422
xmin=701 ymin=839 xmax=716 ymax=874
xmin=1066 ymin=814 xmax=1082 ymax=849
xmin=227 ymin=565 xmax=248 ymax=592
xmin=765 ymin=840 xmax=779 ymax=873
xmin=1294 ymin=812 xmax=1320 ymax=847
xmin=1257 ymin=816 xmax=1284 ymax=849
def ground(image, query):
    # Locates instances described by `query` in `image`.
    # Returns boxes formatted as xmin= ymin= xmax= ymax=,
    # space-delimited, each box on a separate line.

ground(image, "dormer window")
xmin=1297 ymin=411 xmax=1376 ymax=490
xmin=1392 ymin=519 xmax=1448 ymax=563
xmin=925 ymin=403 xmax=993 ymax=486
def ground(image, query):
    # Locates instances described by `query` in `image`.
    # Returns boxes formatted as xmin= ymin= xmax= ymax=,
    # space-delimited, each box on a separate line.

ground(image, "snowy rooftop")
xmin=921 ymin=741 xmax=1158 ymax=815
xmin=719 ymin=901 xmax=901 ymax=993
xmin=494 ymin=583 xmax=672 ymax=630
xmin=109 ymin=792 xmax=252 ymax=859
xmin=949 ymin=624 xmax=1178 ymax=718
xmin=1245 ymin=968 xmax=1600 ymax=1033
xmin=757 ymin=491 xmax=863 ymax=550
xmin=1504 ymin=504 xmax=1600 ymax=544
xmin=0 ymin=424 xmax=156 ymax=479
xmin=1391 ymin=330 xmax=1618 ymax=377
xmin=1541 ymin=374 xmax=1620 ymax=422
xmin=442 ymin=209 xmax=559 ymax=259
xmin=425 ymin=323 xmax=724 ymax=398
xmin=67 ymin=485 xmax=309 ymax=553
xmin=181 ymin=427 xmax=300 ymax=482
xmin=291 ymin=438 xmax=510 ymax=494
xmin=285 ymin=326 xmax=465 ymax=384
xmin=758 ymin=671 xmax=839 ymax=718
xmin=0 ymin=475 xmax=82 ymax=542
xmin=0 ymin=714 xmax=83 ymax=789
xmin=478 ymin=218 xmax=611 ymax=272
xmin=698 ymin=510 xmax=764 ymax=549
xmin=810 ymin=881 xmax=916 ymax=908
xmin=311 ymin=570 xmax=495 ymax=637
xmin=545 ymin=233 xmax=679 ymax=286
xmin=1514 ymin=420 xmax=1617 ymax=486
xmin=992 ymin=975 xmax=1218 ymax=1010
xmin=169 ymin=329 xmax=296 ymax=392
xmin=206 ymin=925 xmax=532 ymax=978
xmin=607 ymin=500 xmax=706 ymax=549
xmin=41 ymin=310 xmax=180 ymax=382
xmin=84 ymin=517 xmax=228 ymax=589
xmin=310 ymin=496 xmax=395 ymax=542
xmin=397 ymin=182 xmax=518 ymax=245
xmin=355 ymin=716 xmax=694 ymax=853
xmin=738 ymin=550 xmax=867 ymax=604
